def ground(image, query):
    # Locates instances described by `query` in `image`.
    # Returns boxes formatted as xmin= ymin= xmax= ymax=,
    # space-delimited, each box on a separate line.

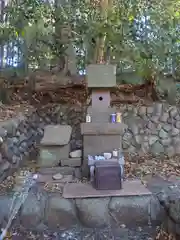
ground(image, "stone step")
xmin=38 ymin=166 xmax=74 ymax=176
xmin=60 ymin=157 xmax=81 ymax=167
xmin=36 ymin=173 xmax=74 ymax=184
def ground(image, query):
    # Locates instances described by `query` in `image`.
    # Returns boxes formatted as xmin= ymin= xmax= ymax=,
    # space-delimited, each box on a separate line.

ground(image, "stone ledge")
xmin=81 ymin=122 xmax=127 ymax=135
xmin=60 ymin=157 xmax=81 ymax=167
xmin=38 ymin=166 xmax=75 ymax=176
xmin=63 ymin=181 xmax=152 ymax=199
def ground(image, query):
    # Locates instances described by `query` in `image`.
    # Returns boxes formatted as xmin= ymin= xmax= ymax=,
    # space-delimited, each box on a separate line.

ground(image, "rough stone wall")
xmin=121 ymin=102 xmax=180 ymax=157
xmin=1 ymin=102 xmax=180 ymax=181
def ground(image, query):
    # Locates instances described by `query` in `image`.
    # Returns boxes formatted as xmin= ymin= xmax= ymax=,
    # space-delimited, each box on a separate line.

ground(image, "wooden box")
xmin=93 ymin=161 xmax=122 ymax=190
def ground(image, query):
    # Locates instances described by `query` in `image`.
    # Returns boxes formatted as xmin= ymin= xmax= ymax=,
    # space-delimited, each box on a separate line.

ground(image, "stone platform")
xmin=63 ymin=180 xmax=151 ymax=198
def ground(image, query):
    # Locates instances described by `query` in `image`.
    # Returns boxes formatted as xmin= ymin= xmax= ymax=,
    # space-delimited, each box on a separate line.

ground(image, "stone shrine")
xmin=81 ymin=64 xmax=127 ymax=176
xmin=38 ymin=125 xmax=72 ymax=167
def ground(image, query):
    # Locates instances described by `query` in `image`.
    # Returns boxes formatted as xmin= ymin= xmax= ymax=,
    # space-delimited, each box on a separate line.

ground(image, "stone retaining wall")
xmin=1 ymin=102 xmax=180 ymax=181
xmin=121 ymin=102 xmax=180 ymax=156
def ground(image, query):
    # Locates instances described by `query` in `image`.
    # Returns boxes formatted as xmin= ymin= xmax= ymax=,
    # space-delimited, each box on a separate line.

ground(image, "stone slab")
xmin=86 ymin=64 xmax=116 ymax=88
xmin=63 ymin=180 xmax=152 ymax=199
xmin=40 ymin=125 xmax=72 ymax=146
xmin=38 ymin=166 xmax=74 ymax=176
xmin=60 ymin=157 xmax=81 ymax=167
xmin=81 ymin=122 xmax=127 ymax=135
xmin=36 ymin=174 xmax=73 ymax=183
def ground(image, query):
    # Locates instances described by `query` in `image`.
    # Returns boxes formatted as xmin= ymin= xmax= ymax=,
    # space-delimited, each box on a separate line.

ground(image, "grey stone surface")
xmin=0 ymin=195 xmax=13 ymax=220
xmin=0 ymin=127 xmax=7 ymax=138
xmin=165 ymin=146 xmax=175 ymax=157
xmin=160 ymin=113 xmax=169 ymax=123
xmin=148 ymin=136 xmax=158 ymax=145
xmin=69 ymin=149 xmax=82 ymax=158
xmin=169 ymin=107 xmax=178 ymax=118
xmin=155 ymin=182 xmax=180 ymax=236
xmin=162 ymin=124 xmax=172 ymax=132
xmin=150 ymin=196 xmax=165 ymax=223
xmin=160 ymin=137 xmax=171 ymax=146
xmin=45 ymin=196 xmax=78 ymax=229
xmin=75 ymin=198 xmax=110 ymax=227
xmin=175 ymin=121 xmax=180 ymax=129
xmin=153 ymin=103 xmax=163 ymax=116
xmin=41 ymin=125 xmax=72 ymax=146
xmin=20 ymin=190 xmax=46 ymax=228
xmin=159 ymin=129 xmax=169 ymax=139
xmin=38 ymin=145 xmax=70 ymax=167
xmin=0 ymin=161 xmax=11 ymax=173
xmin=150 ymin=141 xmax=164 ymax=155
xmin=171 ymin=127 xmax=179 ymax=136
xmin=151 ymin=116 xmax=159 ymax=123
xmin=109 ymin=196 xmax=152 ymax=226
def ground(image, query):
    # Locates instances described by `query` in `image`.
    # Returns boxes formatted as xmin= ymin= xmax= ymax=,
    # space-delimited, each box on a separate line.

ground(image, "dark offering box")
xmin=93 ymin=161 xmax=122 ymax=190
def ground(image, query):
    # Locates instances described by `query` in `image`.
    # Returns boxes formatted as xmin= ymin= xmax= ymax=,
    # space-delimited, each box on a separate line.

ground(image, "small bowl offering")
xmin=103 ymin=152 xmax=112 ymax=159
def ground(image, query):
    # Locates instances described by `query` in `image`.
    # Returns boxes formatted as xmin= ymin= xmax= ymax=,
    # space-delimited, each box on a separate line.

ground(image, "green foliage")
xmin=0 ymin=0 xmax=179 ymax=81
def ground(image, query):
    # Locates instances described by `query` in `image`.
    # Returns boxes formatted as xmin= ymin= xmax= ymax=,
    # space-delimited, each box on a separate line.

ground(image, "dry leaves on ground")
xmin=155 ymin=226 xmax=176 ymax=240
xmin=124 ymin=154 xmax=180 ymax=181
xmin=0 ymin=102 xmax=34 ymax=121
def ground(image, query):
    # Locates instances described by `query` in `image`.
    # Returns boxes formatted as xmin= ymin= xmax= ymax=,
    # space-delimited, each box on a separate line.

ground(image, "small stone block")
xmin=41 ymin=125 xmax=72 ymax=146
xmin=87 ymin=64 xmax=116 ymax=87
xmin=61 ymin=158 xmax=81 ymax=167
xmin=38 ymin=145 xmax=70 ymax=167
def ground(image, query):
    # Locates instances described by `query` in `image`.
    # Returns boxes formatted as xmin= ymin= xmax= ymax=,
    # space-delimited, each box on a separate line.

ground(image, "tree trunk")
xmin=94 ymin=0 xmax=109 ymax=63
xmin=0 ymin=0 xmax=5 ymax=68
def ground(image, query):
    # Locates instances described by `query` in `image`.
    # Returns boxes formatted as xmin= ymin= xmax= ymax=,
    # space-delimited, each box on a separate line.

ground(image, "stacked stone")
xmin=0 ymin=113 xmax=44 ymax=181
xmin=0 ymin=117 xmax=21 ymax=181
xmin=121 ymin=102 xmax=180 ymax=157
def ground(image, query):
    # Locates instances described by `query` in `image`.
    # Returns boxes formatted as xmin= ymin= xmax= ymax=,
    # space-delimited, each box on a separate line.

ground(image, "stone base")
xmin=38 ymin=144 xmax=70 ymax=167
xmin=0 ymin=182 xmax=164 ymax=230
xmin=60 ymin=157 xmax=81 ymax=167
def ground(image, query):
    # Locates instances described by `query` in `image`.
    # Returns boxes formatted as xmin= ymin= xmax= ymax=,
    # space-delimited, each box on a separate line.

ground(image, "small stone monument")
xmin=81 ymin=64 xmax=127 ymax=176
xmin=38 ymin=125 xmax=72 ymax=167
